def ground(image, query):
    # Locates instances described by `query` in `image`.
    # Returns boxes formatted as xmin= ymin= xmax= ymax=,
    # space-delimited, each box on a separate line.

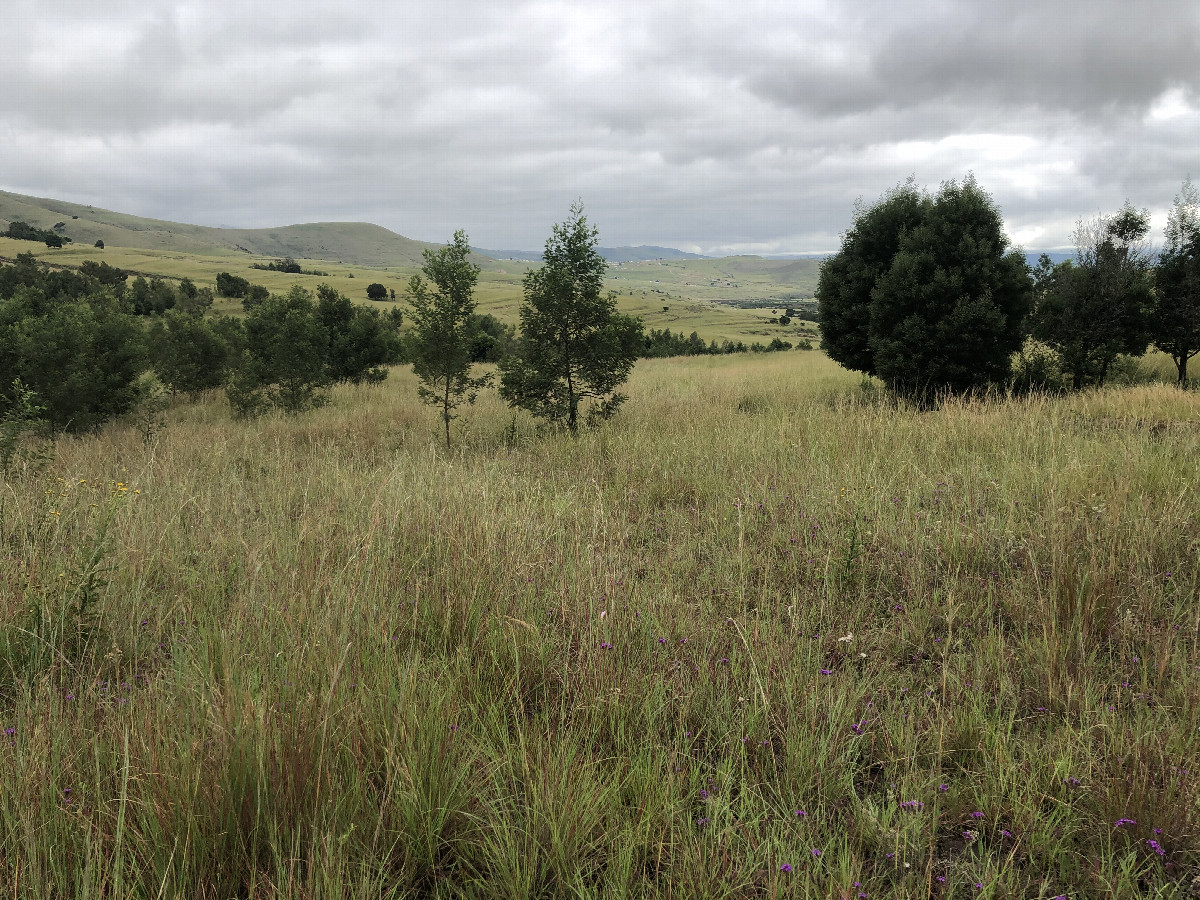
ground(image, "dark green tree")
xmin=817 ymin=180 xmax=925 ymax=376
xmin=215 ymin=272 xmax=251 ymax=298
xmin=366 ymin=282 xmax=388 ymax=301
xmin=0 ymin=271 xmax=148 ymax=431
xmin=1151 ymin=178 xmax=1200 ymax=386
xmin=467 ymin=313 xmax=517 ymax=363
xmin=79 ymin=260 xmax=128 ymax=291
xmin=1032 ymin=202 xmax=1153 ymax=389
xmin=226 ymin=286 xmax=331 ymax=416
xmin=242 ymin=283 xmax=269 ymax=310
xmin=149 ymin=310 xmax=241 ymax=395
xmin=316 ymin=284 xmax=402 ymax=384
xmin=818 ymin=177 xmax=1031 ymax=398
xmin=129 ymin=277 xmax=177 ymax=315
xmin=868 ymin=177 xmax=1032 ymax=397
xmin=406 ymin=231 xmax=492 ymax=447
xmin=498 ymin=203 xmax=643 ymax=431
xmin=3 ymin=221 xmax=69 ymax=247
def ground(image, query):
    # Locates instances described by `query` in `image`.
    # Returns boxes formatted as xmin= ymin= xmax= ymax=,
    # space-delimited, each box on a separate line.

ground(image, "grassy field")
xmin=2 ymin=351 xmax=1199 ymax=898
xmin=0 ymin=236 xmax=820 ymax=348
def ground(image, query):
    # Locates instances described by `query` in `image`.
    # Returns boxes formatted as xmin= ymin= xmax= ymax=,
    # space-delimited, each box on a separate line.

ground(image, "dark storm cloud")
xmin=2 ymin=0 xmax=1198 ymax=252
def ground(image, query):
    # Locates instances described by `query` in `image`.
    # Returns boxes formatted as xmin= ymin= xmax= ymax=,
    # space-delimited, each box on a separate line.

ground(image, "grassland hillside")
xmin=2 ymin=352 xmax=1199 ymax=897
xmin=0 ymin=190 xmax=481 ymax=269
xmin=0 ymin=231 xmax=821 ymax=347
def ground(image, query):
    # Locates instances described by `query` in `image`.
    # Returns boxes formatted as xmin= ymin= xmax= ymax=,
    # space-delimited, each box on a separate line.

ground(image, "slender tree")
xmin=1032 ymin=202 xmax=1154 ymax=389
xmin=1151 ymin=178 xmax=1200 ymax=386
xmin=407 ymin=230 xmax=491 ymax=448
xmin=499 ymin=203 xmax=643 ymax=431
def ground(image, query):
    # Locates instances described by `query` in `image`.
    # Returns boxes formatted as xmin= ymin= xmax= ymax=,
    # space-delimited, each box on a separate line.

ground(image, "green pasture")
xmin=2 ymin=351 xmax=1199 ymax=897
xmin=0 ymin=236 xmax=817 ymax=345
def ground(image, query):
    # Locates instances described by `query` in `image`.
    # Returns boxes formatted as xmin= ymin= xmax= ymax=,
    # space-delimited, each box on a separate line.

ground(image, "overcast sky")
xmin=3 ymin=0 xmax=1198 ymax=254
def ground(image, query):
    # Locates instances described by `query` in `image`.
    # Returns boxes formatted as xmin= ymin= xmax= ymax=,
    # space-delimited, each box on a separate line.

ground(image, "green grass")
xmin=0 ymin=236 xmax=817 ymax=346
xmin=3 ymin=352 xmax=1200 ymax=898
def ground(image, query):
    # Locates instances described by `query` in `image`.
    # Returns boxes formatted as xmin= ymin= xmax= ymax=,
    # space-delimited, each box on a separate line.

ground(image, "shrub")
xmin=149 ymin=311 xmax=242 ymax=395
xmin=0 ymin=276 xmax=148 ymax=431
xmin=227 ymin=286 xmax=331 ymax=416
xmin=215 ymin=272 xmax=252 ymax=298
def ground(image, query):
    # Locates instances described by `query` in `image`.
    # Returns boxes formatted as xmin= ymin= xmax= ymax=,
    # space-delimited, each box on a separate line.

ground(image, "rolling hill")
xmin=0 ymin=189 xmax=481 ymax=269
xmin=0 ymin=188 xmax=827 ymax=345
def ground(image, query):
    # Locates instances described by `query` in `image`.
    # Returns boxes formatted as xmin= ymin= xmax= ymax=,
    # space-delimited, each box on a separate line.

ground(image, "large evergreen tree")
xmin=148 ymin=310 xmax=242 ymax=395
xmin=817 ymin=180 xmax=925 ymax=376
xmin=226 ymin=286 xmax=331 ymax=416
xmin=499 ymin=203 xmax=643 ymax=431
xmin=817 ymin=177 xmax=1031 ymax=398
xmin=316 ymin=284 xmax=401 ymax=385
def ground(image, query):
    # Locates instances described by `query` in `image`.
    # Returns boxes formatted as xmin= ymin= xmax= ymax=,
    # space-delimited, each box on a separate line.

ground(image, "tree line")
xmin=0 ymin=204 xmax=645 ymax=449
xmin=817 ymin=176 xmax=1200 ymax=398
xmin=643 ymin=328 xmax=811 ymax=357
xmin=0 ymin=253 xmax=402 ymax=434
xmin=5 ymin=220 xmax=71 ymax=249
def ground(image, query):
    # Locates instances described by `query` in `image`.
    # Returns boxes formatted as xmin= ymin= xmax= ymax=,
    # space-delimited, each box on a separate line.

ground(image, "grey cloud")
xmin=2 ymin=0 xmax=1198 ymax=252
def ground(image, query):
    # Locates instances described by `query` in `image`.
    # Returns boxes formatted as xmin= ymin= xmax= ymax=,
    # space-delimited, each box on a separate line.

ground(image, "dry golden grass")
xmin=2 ymin=352 xmax=1199 ymax=898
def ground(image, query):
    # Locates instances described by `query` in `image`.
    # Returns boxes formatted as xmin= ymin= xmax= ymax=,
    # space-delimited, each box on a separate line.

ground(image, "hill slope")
xmin=0 ymin=190 xmax=474 ymax=268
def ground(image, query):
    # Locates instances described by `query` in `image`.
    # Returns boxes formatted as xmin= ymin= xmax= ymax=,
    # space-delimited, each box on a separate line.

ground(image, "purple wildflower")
xmin=779 ymin=864 xmax=793 ymax=873
xmin=1115 ymin=817 xmax=1137 ymax=828
xmin=811 ymin=848 xmax=822 ymax=857
xmin=1147 ymin=839 xmax=1166 ymax=857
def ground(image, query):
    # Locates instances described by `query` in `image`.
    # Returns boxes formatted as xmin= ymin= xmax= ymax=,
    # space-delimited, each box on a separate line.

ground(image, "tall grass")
xmin=2 ymin=351 xmax=1199 ymax=898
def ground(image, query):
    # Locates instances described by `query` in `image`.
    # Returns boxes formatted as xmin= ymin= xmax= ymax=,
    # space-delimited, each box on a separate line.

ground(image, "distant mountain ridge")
xmin=0 ymin=189 xmax=497 ymax=269
xmin=479 ymin=245 xmax=707 ymax=263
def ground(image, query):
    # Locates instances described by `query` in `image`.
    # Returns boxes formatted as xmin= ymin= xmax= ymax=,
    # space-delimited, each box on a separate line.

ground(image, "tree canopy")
xmin=1151 ymin=178 xmax=1200 ymax=386
xmin=406 ymin=231 xmax=491 ymax=447
xmin=1031 ymin=202 xmax=1153 ymax=389
xmin=818 ymin=177 xmax=1032 ymax=398
xmin=499 ymin=203 xmax=643 ymax=431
